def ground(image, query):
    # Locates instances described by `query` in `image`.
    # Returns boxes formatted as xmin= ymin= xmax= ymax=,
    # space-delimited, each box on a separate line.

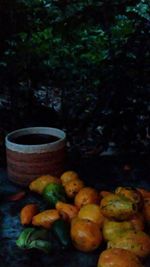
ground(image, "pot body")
xmin=5 ymin=127 xmax=66 ymax=186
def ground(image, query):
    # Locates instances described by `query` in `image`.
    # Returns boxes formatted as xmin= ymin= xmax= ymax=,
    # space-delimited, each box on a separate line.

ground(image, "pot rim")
xmin=5 ymin=127 xmax=66 ymax=153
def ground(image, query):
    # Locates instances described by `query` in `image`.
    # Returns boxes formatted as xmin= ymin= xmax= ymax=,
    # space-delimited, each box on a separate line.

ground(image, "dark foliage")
xmin=0 ymin=0 xmax=150 ymax=156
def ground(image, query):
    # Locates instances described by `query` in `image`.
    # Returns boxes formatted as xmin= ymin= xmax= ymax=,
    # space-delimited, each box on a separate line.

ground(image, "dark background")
xmin=0 ymin=0 xmax=150 ymax=164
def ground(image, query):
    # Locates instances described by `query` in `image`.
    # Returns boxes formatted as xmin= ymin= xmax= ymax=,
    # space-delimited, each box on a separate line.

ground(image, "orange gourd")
xmin=60 ymin=170 xmax=79 ymax=186
xmin=102 ymin=220 xmax=134 ymax=241
xmin=74 ymin=187 xmax=99 ymax=208
xmin=20 ymin=204 xmax=38 ymax=225
xmin=100 ymin=193 xmax=137 ymax=220
xmin=64 ymin=179 xmax=84 ymax=198
xmin=32 ymin=209 xmax=60 ymax=229
xmin=56 ymin=201 xmax=78 ymax=221
xmin=29 ymin=175 xmax=61 ymax=194
xmin=115 ymin=187 xmax=143 ymax=209
xmin=78 ymin=204 xmax=104 ymax=228
xmin=99 ymin=190 xmax=112 ymax=198
xmin=71 ymin=217 xmax=102 ymax=252
xmin=129 ymin=213 xmax=145 ymax=231
xmin=137 ymin=188 xmax=150 ymax=199
xmin=108 ymin=230 xmax=150 ymax=258
xmin=143 ymin=197 xmax=150 ymax=224
xmin=97 ymin=248 xmax=144 ymax=267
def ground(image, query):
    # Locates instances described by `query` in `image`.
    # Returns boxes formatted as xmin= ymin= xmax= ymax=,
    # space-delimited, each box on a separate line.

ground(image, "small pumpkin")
xmin=78 ymin=204 xmax=104 ymax=228
xmin=29 ymin=175 xmax=61 ymax=194
xmin=97 ymin=248 xmax=144 ymax=267
xmin=115 ymin=187 xmax=143 ymax=209
xmin=143 ymin=197 xmax=150 ymax=225
xmin=74 ymin=187 xmax=100 ymax=208
xmin=137 ymin=188 xmax=150 ymax=199
xmin=100 ymin=193 xmax=138 ymax=220
xmin=20 ymin=204 xmax=38 ymax=225
xmin=32 ymin=209 xmax=60 ymax=229
xmin=107 ymin=230 xmax=150 ymax=258
xmin=71 ymin=217 xmax=102 ymax=252
xmin=102 ymin=220 xmax=134 ymax=241
xmin=99 ymin=190 xmax=112 ymax=198
xmin=60 ymin=170 xmax=79 ymax=186
xmin=129 ymin=213 xmax=145 ymax=231
xmin=56 ymin=201 xmax=78 ymax=221
xmin=64 ymin=179 xmax=84 ymax=198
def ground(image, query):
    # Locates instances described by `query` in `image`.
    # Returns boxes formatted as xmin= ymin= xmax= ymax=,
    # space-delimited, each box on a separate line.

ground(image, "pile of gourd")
xmin=16 ymin=171 xmax=150 ymax=267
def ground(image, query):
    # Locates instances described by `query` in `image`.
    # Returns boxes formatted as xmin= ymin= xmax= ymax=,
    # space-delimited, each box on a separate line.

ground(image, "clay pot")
xmin=5 ymin=127 xmax=66 ymax=186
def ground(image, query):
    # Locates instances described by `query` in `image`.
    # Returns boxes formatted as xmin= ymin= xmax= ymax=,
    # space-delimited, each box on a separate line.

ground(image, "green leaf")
xmin=28 ymin=240 xmax=51 ymax=253
xmin=16 ymin=228 xmax=49 ymax=250
xmin=16 ymin=228 xmax=35 ymax=248
xmin=28 ymin=229 xmax=48 ymax=242
xmin=52 ymin=219 xmax=71 ymax=248
xmin=127 ymin=1 xmax=150 ymax=21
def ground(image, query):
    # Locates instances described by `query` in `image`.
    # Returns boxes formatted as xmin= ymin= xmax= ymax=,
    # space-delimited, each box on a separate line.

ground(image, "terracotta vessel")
xmin=5 ymin=127 xmax=66 ymax=186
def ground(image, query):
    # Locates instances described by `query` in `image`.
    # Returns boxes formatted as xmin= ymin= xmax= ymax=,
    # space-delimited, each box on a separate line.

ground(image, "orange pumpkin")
xmin=99 ymin=190 xmax=112 ymax=198
xmin=60 ymin=170 xmax=79 ymax=186
xmin=137 ymin=188 xmax=150 ymax=199
xmin=56 ymin=201 xmax=78 ymax=221
xmin=108 ymin=230 xmax=150 ymax=258
xmin=143 ymin=197 xmax=150 ymax=224
xmin=102 ymin=220 xmax=134 ymax=241
xmin=100 ymin=193 xmax=137 ymax=220
xmin=29 ymin=175 xmax=61 ymax=194
xmin=115 ymin=187 xmax=143 ymax=209
xmin=78 ymin=204 xmax=104 ymax=228
xmin=74 ymin=187 xmax=100 ymax=208
xmin=97 ymin=248 xmax=144 ymax=267
xmin=71 ymin=217 xmax=102 ymax=252
xmin=20 ymin=204 xmax=38 ymax=225
xmin=32 ymin=209 xmax=60 ymax=229
xmin=129 ymin=213 xmax=145 ymax=231
xmin=64 ymin=179 xmax=84 ymax=198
